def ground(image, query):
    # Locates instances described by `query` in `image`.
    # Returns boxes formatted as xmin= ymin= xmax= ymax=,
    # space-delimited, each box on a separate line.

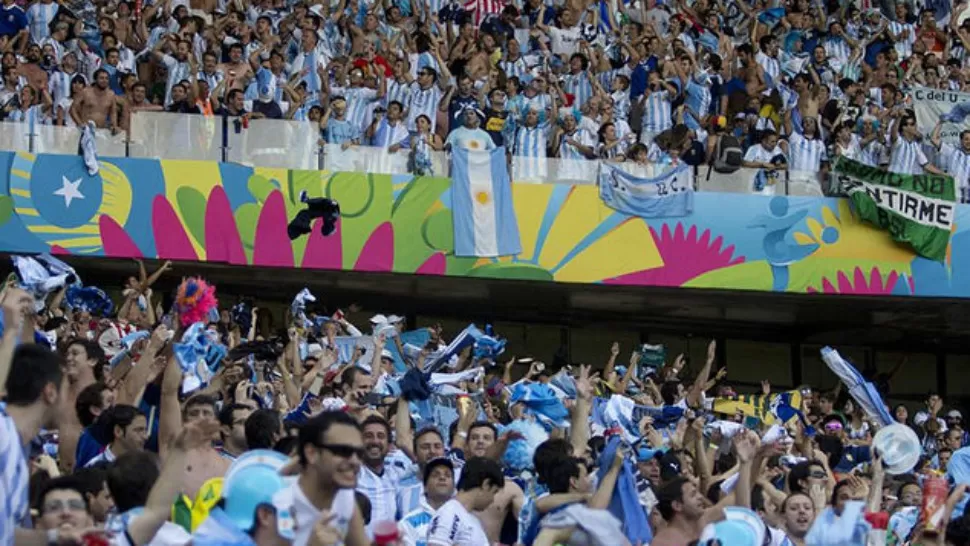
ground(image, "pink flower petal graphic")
xmin=604 ymin=223 xmax=745 ymax=286
xmin=99 ymin=215 xmax=143 ymax=258
xmin=152 ymin=196 xmax=199 ymax=261
xmin=353 ymin=222 xmax=394 ymax=272
xmin=252 ymin=190 xmax=294 ymax=267
xmin=806 ymin=267 xmax=901 ymax=295
xmin=302 ymin=218 xmax=343 ymax=270
xmin=204 ymin=186 xmax=247 ymax=265
xmin=415 ymin=252 xmax=447 ymax=275
xmin=49 ymin=245 xmax=70 ymax=255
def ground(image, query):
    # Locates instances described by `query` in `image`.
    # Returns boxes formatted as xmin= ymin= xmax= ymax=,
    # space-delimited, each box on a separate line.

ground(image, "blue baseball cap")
xmin=637 ymin=446 xmax=665 ymax=462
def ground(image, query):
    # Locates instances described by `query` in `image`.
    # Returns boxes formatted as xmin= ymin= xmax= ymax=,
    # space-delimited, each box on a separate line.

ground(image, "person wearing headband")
xmin=444 ymin=105 xmax=495 ymax=152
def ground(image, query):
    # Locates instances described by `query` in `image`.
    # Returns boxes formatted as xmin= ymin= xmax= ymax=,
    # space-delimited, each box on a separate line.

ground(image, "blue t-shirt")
xmin=75 ymin=427 xmax=104 ymax=469
xmin=324 ymin=117 xmax=360 ymax=145
xmin=0 ymin=5 xmax=27 ymax=38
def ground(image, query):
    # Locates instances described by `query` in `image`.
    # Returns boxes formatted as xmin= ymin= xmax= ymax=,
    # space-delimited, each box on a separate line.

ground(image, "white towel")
xmin=79 ymin=121 xmax=99 ymax=175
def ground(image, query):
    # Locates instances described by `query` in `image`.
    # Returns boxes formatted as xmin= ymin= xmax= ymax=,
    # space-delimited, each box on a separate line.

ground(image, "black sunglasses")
xmin=312 ymin=441 xmax=366 ymax=459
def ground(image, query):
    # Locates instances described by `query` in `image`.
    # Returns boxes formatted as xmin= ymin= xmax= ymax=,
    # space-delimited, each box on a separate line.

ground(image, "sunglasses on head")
xmin=825 ymin=421 xmax=843 ymax=431
xmin=809 ymin=470 xmax=828 ymax=479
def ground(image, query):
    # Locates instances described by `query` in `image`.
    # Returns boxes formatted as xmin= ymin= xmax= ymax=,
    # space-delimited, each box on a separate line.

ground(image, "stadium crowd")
xmin=1 ymin=0 xmax=970 ymax=196
xmin=1 ymin=253 xmax=970 ymax=546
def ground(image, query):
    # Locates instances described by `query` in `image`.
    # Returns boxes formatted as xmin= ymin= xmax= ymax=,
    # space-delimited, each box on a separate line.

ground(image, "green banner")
xmin=832 ymin=156 xmax=956 ymax=261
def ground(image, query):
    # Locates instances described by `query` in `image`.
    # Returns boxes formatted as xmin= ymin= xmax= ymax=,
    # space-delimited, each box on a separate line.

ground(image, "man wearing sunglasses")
xmin=273 ymin=410 xmax=370 ymax=546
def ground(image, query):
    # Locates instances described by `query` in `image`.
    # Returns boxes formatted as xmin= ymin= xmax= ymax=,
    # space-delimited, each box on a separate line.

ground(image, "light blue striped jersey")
xmin=641 ymin=88 xmax=672 ymax=133
xmin=756 ymin=51 xmax=781 ymax=88
xmin=331 ymin=85 xmax=379 ymax=131
xmin=406 ymin=83 xmax=443 ymax=132
xmin=500 ymin=56 xmax=529 ymax=80
xmin=889 ymin=137 xmax=929 ymax=175
xmin=1 ymin=404 xmax=30 ymax=546
xmin=513 ymin=123 xmax=549 ymax=157
xmin=563 ymin=71 xmax=594 ymax=109
xmin=824 ymin=36 xmax=851 ymax=65
xmin=787 ymin=131 xmax=827 ymax=172
xmin=161 ymin=54 xmax=192 ymax=106
xmin=26 ymin=1 xmax=58 ymax=44
xmin=939 ymin=142 xmax=970 ymax=203
xmin=558 ymin=128 xmax=594 ymax=159
xmin=398 ymin=498 xmax=440 ymax=546
xmin=386 ymin=78 xmax=413 ymax=110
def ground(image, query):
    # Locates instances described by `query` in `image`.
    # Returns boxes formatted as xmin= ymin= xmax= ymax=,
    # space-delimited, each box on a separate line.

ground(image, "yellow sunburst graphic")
xmin=791 ymin=199 xmax=914 ymax=263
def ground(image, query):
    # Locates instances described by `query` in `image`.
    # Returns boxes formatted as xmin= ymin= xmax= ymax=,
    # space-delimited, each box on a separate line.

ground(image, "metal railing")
xmin=0 ymin=112 xmax=829 ymax=196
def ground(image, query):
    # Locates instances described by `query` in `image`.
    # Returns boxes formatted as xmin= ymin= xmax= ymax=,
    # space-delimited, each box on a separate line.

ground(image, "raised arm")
xmin=686 ymin=340 xmax=716 ymax=408
xmin=158 ymin=351 xmax=183 ymax=460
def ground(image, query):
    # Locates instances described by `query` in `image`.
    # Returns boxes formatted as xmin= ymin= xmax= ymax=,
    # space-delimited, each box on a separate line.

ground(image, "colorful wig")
xmin=176 ymin=277 xmax=218 ymax=328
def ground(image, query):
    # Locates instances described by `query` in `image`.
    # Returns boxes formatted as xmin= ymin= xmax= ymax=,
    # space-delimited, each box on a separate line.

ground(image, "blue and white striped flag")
xmin=423 ymin=324 xmax=484 ymax=373
xmin=821 ymin=346 xmax=894 ymax=427
xmin=598 ymin=163 xmax=694 ymax=218
xmin=451 ymin=146 xmax=522 ymax=257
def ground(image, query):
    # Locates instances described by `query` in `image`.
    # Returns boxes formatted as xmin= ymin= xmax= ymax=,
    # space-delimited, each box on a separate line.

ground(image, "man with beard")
xmin=273 ymin=411 xmax=370 ymax=546
xmin=70 ymin=68 xmax=117 ymax=131
xmin=151 ymin=35 xmax=195 ymax=106
xmin=357 ymin=415 xmax=411 ymax=534
xmin=19 ymin=43 xmax=49 ymax=93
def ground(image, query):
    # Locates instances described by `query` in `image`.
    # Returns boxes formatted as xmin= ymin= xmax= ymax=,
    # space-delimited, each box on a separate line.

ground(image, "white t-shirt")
xmin=547 ymin=26 xmax=582 ymax=57
xmin=426 ymin=499 xmax=490 ymax=546
xmin=273 ymin=481 xmax=356 ymax=546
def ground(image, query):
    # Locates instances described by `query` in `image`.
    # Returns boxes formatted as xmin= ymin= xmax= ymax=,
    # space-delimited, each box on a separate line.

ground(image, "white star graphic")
xmin=54 ymin=176 xmax=85 ymax=208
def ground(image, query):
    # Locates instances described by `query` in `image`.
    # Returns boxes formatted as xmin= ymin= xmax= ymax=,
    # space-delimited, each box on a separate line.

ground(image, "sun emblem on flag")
xmin=469 ymin=140 xmax=480 ymax=150
xmin=476 ymin=191 xmax=491 ymax=205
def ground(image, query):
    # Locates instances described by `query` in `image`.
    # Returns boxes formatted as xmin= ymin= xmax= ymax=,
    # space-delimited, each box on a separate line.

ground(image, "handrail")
xmin=0 ymin=113 xmax=829 ymax=196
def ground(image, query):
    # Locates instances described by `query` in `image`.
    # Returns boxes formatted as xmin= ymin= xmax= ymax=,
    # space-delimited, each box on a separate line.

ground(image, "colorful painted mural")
xmin=0 ymin=150 xmax=968 ymax=298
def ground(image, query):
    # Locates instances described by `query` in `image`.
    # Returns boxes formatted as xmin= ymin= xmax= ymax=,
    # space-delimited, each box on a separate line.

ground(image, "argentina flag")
xmin=598 ymin=162 xmax=694 ymax=218
xmin=821 ymin=346 xmax=894 ymax=427
xmin=451 ymin=146 xmax=522 ymax=257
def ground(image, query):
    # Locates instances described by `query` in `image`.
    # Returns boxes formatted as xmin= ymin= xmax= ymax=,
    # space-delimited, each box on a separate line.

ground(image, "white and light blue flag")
xmin=821 ymin=346 xmax=894 ymax=427
xmin=598 ymin=162 xmax=694 ymax=218
xmin=451 ymin=146 xmax=522 ymax=257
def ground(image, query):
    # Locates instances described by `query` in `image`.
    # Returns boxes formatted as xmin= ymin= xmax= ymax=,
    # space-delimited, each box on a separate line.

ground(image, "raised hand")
xmin=172 ymin=418 xmax=220 ymax=452
xmin=576 ymin=364 xmax=593 ymax=401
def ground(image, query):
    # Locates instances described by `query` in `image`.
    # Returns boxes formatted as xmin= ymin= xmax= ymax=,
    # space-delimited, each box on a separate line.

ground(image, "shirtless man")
xmin=219 ymin=43 xmax=253 ymax=91
xmin=737 ymin=44 xmax=766 ymax=97
xmin=19 ymin=43 xmax=49 ymax=93
xmin=120 ymin=81 xmax=162 ymax=132
xmin=70 ymin=69 xmax=117 ymax=131
xmin=159 ymin=355 xmax=231 ymax=500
